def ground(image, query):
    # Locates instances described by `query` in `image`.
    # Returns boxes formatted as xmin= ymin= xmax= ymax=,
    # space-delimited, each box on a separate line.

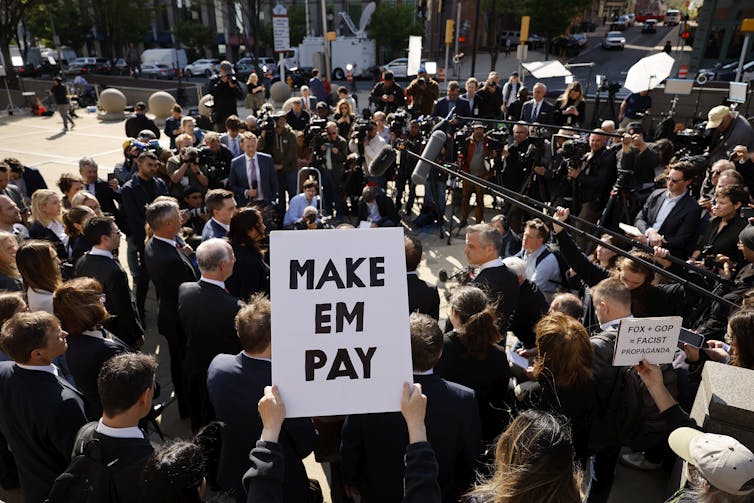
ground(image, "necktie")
xmin=248 ymin=157 xmax=257 ymax=197
xmin=231 ymin=137 xmax=239 ymax=156
xmin=533 ymin=103 xmax=540 ymax=121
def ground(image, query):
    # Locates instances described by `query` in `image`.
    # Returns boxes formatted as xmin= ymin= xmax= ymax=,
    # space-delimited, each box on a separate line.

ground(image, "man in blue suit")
xmin=341 ymin=313 xmax=481 ymax=503
xmin=207 ymin=295 xmax=316 ymax=503
xmin=201 ymin=188 xmax=237 ymax=241
xmin=433 ymin=81 xmax=471 ymax=120
xmin=228 ymin=131 xmax=279 ymax=207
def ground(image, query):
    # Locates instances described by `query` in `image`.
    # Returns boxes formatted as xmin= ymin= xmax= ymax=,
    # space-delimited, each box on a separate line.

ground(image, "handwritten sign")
xmin=613 ymin=316 xmax=682 ymax=366
xmin=270 ymin=228 xmax=413 ymax=417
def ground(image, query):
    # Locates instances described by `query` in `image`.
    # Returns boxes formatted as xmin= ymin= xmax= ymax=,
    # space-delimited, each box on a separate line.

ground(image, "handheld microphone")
xmin=412 ymin=130 xmax=447 ymax=185
xmin=366 ymin=145 xmax=397 ymax=177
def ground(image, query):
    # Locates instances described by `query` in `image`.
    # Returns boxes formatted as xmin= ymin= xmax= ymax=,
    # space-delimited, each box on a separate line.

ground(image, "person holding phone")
xmin=689 ymin=184 xmax=749 ymax=269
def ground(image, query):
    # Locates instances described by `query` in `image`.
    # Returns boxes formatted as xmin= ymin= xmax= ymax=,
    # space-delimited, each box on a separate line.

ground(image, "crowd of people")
xmin=1 ymin=64 xmax=754 ymax=503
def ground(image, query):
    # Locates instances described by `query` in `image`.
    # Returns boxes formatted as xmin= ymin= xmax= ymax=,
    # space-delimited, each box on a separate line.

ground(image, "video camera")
xmin=388 ymin=109 xmax=410 ymax=135
xmin=305 ymin=118 xmax=328 ymax=147
xmin=256 ymin=106 xmax=276 ymax=133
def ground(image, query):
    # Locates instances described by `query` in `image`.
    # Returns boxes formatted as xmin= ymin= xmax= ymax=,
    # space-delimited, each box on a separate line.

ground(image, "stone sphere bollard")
xmin=97 ymin=88 xmax=126 ymax=121
xmin=199 ymin=94 xmax=214 ymax=119
xmin=269 ymin=81 xmax=292 ymax=104
xmin=148 ymin=91 xmax=175 ymax=125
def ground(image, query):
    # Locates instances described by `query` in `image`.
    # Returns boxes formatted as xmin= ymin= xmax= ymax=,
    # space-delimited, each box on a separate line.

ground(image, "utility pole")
xmin=321 ymin=0 xmax=331 ymax=80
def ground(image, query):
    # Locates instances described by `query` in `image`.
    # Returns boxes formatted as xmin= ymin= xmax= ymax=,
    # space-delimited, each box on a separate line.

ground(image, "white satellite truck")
xmin=283 ymin=2 xmax=377 ymax=80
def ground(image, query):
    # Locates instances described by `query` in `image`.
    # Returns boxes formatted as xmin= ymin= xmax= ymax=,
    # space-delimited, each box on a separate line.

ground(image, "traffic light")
xmin=445 ymin=19 xmax=455 ymax=45
xmin=458 ymin=36 xmax=465 ymax=43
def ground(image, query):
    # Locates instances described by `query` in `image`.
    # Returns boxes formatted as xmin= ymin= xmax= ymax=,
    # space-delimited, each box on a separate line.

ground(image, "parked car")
xmin=602 ymin=31 xmax=626 ymax=50
xmin=551 ymin=33 xmax=587 ymax=56
xmin=113 ymin=58 xmax=130 ymax=75
xmin=625 ymin=13 xmax=636 ymax=26
xmin=92 ymin=57 xmax=111 ymax=74
xmin=63 ymin=57 xmax=97 ymax=75
xmin=379 ymin=58 xmax=428 ymax=79
xmin=184 ymin=58 xmax=221 ymax=78
xmin=140 ymin=63 xmax=174 ymax=79
xmin=641 ymin=19 xmax=658 ymax=33
xmin=610 ymin=15 xmax=630 ymax=31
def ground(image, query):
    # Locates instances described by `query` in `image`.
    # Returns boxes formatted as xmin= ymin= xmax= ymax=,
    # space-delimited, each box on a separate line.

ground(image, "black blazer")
xmin=407 ymin=273 xmax=440 ymax=320
xmin=178 ymin=280 xmax=242 ymax=429
xmin=28 ymin=220 xmax=69 ymax=260
xmin=90 ymin=179 xmax=126 ymax=232
xmin=207 ymin=354 xmax=316 ymax=501
xmin=21 ymin=166 xmax=48 ymax=196
xmin=65 ymin=330 xmax=132 ymax=418
xmin=0 ymin=273 xmax=22 ymax=292
xmin=144 ymin=237 xmax=198 ymax=338
xmin=120 ymin=175 xmax=168 ymax=242
xmin=634 ymin=189 xmax=702 ymax=258
xmin=226 ymin=244 xmax=269 ymax=301
xmin=74 ymin=253 xmax=144 ymax=346
xmin=468 ymin=264 xmax=519 ymax=332
xmin=0 ymin=362 xmax=89 ymax=503
xmin=341 ymin=373 xmax=482 ymax=503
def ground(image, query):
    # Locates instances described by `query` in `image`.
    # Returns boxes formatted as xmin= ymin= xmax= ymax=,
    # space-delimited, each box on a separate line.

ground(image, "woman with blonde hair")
xmin=466 ymin=409 xmax=581 ymax=503
xmin=554 ymin=81 xmax=585 ymax=127
xmin=70 ymin=190 xmax=103 ymax=216
xmin=0 ymin=232 xmax=21 ymax=292
xmin=334 ymin=99 xmax=355 ymax=139
xmin=16 ymin=240 xmax=62 ymax=313
xmin=28 ymin=189 xmax=68 ymax=260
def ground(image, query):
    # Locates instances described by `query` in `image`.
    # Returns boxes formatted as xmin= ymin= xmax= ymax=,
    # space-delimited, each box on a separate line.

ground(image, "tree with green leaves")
xmin=173 ymin=19 xmax=215 ymax=59
xmin=520 ymin=0 xmax=592 ymax=59
xmin=0 ymin=0 xmax=44 ymax=82
xmin=90 ymin=0 xmax=152 ymax=59
xmin=24 ymin=0 xmax=93 ymax=53
xmin=481 ymin=0 xmax=515 ymax=71
xmin=369 ymin=3 xmax=424 ymax=62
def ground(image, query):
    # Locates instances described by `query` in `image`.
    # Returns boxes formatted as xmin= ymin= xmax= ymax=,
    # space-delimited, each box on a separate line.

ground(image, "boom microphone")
xmin=366 ymin=145 xmax=397 ymax=177
xmin=412 ymin=130 xmax=447 ymax=185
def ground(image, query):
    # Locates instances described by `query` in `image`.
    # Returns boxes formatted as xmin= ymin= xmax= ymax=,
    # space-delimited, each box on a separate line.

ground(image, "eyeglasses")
xmin=667 ymin=177 xmax=684 ymax=184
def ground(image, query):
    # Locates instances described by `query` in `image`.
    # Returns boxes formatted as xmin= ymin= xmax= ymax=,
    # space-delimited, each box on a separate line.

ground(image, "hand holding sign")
xmin=613 ymin=317 xmax=682 ymax=366
xmin=258 ymin=385 xmax=286 ymax=443
xmin=401 ymin=383 xmax=428 ymax=444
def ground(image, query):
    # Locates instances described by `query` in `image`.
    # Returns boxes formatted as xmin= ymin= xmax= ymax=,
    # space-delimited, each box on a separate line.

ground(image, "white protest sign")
xmin=270 ymin=228 xmax=413 ymax=418
xmin=613 ymin=316 xmax=682 ymax=366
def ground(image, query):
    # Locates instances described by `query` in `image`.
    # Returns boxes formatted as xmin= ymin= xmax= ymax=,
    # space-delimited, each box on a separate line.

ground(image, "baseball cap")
xmin=707 ymin=105 xmax=730 ymax=129
xmin=472 ymin=122 xmax=485 ymax=129
xmin=626 ymin=122 xmax=644 ymax=136
xmin=135 ymin=101 xmax=147 ymax=111
xmin=669 ymin=427 xmax=754 ymax=495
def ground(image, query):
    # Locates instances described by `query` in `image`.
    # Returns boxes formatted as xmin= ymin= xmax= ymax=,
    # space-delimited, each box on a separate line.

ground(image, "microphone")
xmin=366 ymin=145 xmax=397 ymax=177
xmin=431 ymin=105 xmax=457 ymax=134
xmin=412 ymin=130 xmax=447 ymax=185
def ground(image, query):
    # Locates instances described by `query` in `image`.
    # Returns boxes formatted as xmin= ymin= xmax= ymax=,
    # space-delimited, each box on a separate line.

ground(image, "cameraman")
xmin=349 ymin=121 xmax=387 ymax=186
xmin=689 ymin=183 xmax=748 ymax=269
xmin=293 ymin=205 xmax=329 ymax=230
xmin=166 ymin=134 xmax=209 ymax=199
xmin=395 ymin=119 xmax=422 ymax=213
xmin=549 ymin=130 xmax=580 ymax=209
xmin=459 ymin=123 xmax=495 ymax=226
xmin=199 ymin=132 xmax=234 ymax=189
xmin=370 ymin=71 xmax=406 ymax=114
xmin=567 ymin=129 xmax=616 ymax=250
xmin=258 ymin=112 xmax=298 ymax=208
xmin=500 ymin=123 xmax=547 ymax=232
xmin=312 ymin=123 xmax=348 ymax=218
xmin=617 ymin=123 xmax=659 ymax=190
xmin=208 ymin=61 xmax=245 ymax=132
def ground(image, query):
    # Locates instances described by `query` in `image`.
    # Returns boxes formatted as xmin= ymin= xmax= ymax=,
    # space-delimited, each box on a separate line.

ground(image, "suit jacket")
xmin=120 ymin=175 xmax=168 ymax=242
xmin=201 ymin=218 xmax=228 ymax=241
xmin=178 ymin=280 xmax=242 ymax=428
xmin=66 ymin=330 xmax=132 ymax=418
xmin=433 ymin=97 xmax=471 ymax=119
xmin=460 ymin=93 xmax=480 ymax=118
xmin=0 ymin=362 xmax=89 ymax=503
xmin=634 ymin=189 xmax=702 ymax=258
xmin=207 ymin=354 xmax=316 ymax=501
xmin=144 ymin=237 xmax=198 ymax=338
xmin=28 ymin=220 xmax=69 ymax=260
xmin=21 ymin=166 xmax=48 ymax=197
xmin=221 ymin=133 xmax=243 ymax=157
xmin=226 ymin=244 xmax=270 ymax=301
xmin=469 ymin=265 xmax=519 ymax=332
xmin=341 ymin=373 xmax=481 ymax=503
xmin=228 ymin=153 xmax=279 ymax=206
xmin=74 ymin=253 xmax=143 ymax=346
xmin=521 ymin=98 xmax=556 ymax=124
xmin=89 ymin=179 xmax=125 ymax=228
xmin=1 ymin=184 xmax=27 ymax=213
xmin=407 ymin=273 xmax=440 ymax=320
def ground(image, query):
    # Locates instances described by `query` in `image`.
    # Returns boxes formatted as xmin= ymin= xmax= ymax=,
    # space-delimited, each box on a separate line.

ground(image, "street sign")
xmin=742 ymin=18 xmax=754 ymax=33
xmin=272 ymin=5 xmax=290 ymax=53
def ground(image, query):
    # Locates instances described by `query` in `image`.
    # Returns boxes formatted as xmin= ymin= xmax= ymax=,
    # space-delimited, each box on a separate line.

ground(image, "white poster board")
xmin=613 ymin=316 xmax=682 ymax=366
xmin=270 ymin=228 xmax=414 ymax=418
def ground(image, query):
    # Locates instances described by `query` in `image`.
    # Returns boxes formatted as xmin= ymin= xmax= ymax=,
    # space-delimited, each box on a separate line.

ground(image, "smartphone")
xmin=677 ymin=328 xmax=705 ymax=350
xmin=742 ymin=207 xmax=754 ymax=219
xmin=107 ymin=173 xmax=117 ymax=182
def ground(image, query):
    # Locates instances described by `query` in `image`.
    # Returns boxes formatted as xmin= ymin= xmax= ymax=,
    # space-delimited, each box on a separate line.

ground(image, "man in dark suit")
xmin=521 ymin=82 xmax=555 ymax=124
xmin=502 ymin=256 xmax=549 ymax=349
xmin=633 ymin=162 xmax=701 ymax=259
xmin=341 ymin=313 xmax=481 ymax=503
xmin=405 ymin=236 xmax=440 ymax=319
xmin=433 ymin=81 xmax=471 ymax=119
xmin=179 ymin=238 xmax=242 ymax=431
xmin=0 ymin=312 xmax=90 ymax=503
xmin=5 ymin=157 xmax=47 ymax=201
xmin=75 ymin=216 xmax=144 ymax=348
xmin=201 ymin=189 xmax=237 ymax=241
xmin=207 ymin=296 xmax=316 ymax=503
xmin=464 ymin=223 xmax=520 ymax=333
xmin=490 ymin=214 xmax=522 ymax=258
xmin=228 ymin=131 xmax=279 ymax=207
xmin=144 ymin=199 xmax=199 ymax=419
xmin=125 ymin=101 xmax=160 ymax=139
xmin=60 ymin=353 xmax=156 ymax=502
xmin=460 ymin=77 xmax=481 ymax=118
xmin=78 ymin=156 xmax=125 ymax=231
xmin=357 ymin=185 xmax=399 ymax=227
xmin=0 ymin=163 xmax=27 ymax=215
xmin=121 ymin=151 xmax=168 ymax=320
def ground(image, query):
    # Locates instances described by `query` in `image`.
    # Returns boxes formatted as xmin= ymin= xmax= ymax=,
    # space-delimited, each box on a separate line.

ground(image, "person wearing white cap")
xmin=706 ymin=105 xmax=754 ymax=165
xmin=667 ymin=427 xmax=754 ymax=501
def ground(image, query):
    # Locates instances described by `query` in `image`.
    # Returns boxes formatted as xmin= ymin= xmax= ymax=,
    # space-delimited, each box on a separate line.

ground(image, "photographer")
xmin=311 ymin=122 xmax=348 ymax=218
xmin=406 ymin=73 xmax=439 ymax=117
xmin=548 ymin=130 xmax=581 ymax=210
xmin=293 ymin=205 xmax=330 ymax=230
xmin=459 ymin=123 xmax=495 ymax=226
xmin=370 ymin=71 xmax=406 ymax=114
xmin=617 ymin=123 xmax=660 ymax=190
xmin=258 ymin=112 xmax=298 ymax=207
xmin=567 ymin=129 xmax=616 ymax=250
xmin=199 ymin=132 xmax=234 ymax=189
xmin=500 ymin=123 xmax=548 ymax=232
xmin=349 ymin=121 xmax=387 ymax=185
xmin=689 ymin=183 xmax=749 ymax=269
xmin=208 ymin=61 xmax=245 ymax=132
xmin=284 ymin=179 xmax=320 ymax=227
xmin=395 ymin=120 xmax=422 ymax=213
xmin=166 ymin=134 xmax=209 ymax=199
xmin=476 ymin=72 xmax=503 ymax=119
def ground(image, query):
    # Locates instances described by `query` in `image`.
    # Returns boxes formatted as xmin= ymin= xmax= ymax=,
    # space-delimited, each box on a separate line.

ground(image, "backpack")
xmin=44 ymin=424 xmax=122 ymax=503
xmin=535 ymin=243 xmax=571 ymax=289
xmin=594 ymin=333 xmax=679 ymax=451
